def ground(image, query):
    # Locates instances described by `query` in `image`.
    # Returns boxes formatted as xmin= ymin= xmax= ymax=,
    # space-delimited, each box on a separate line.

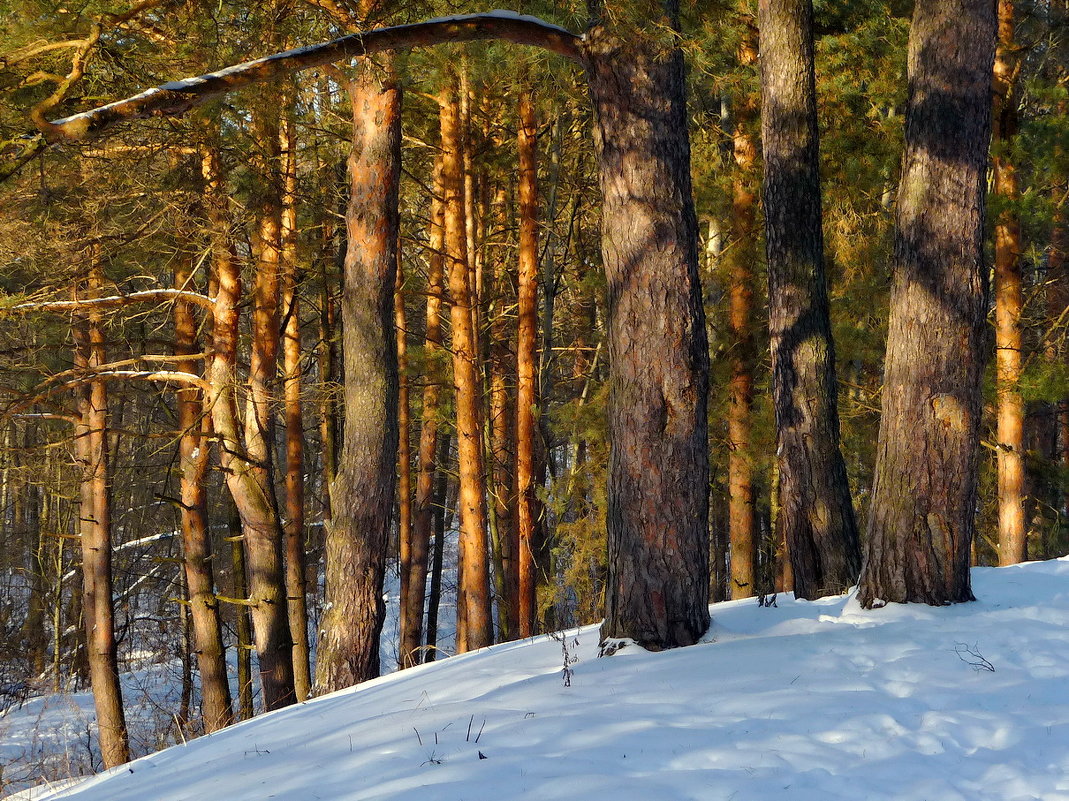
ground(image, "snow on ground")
xmin=9 ymin=559 xmax=1069 ymax=801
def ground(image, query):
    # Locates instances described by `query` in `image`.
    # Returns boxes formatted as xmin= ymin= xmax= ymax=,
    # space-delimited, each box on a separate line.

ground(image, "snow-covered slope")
xmin=19 ymin=559 xmax=1069 ymax=801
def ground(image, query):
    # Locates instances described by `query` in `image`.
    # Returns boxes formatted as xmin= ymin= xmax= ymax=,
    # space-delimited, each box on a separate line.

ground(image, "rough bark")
xmin=588 ymin=6 xmax=711 ymax=650
xmin=758 ymin=0 xmax=861 ymax=599
xmin=858 ymin=0 xmax=996 ymax=607
xmin=441 ymin=76 xmax=494 ymax=653
xmin=314 ymin=68 xmax=401 ymax=692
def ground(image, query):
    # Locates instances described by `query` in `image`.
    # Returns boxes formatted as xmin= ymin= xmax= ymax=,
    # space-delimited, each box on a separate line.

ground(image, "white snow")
xmin=9 ymin=558 xmax=1069 ymax=801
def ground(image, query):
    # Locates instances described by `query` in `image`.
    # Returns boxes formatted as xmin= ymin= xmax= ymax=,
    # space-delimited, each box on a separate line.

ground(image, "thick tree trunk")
xmin=993 ymin=0 xmax=1027 ymax=566
xmin=858 ymin=0 xmax=996 ymax=608
xmin=758 ymin=0 xmax=861 ymax=599
xmin=516 ymin=87 xmax=541 ymax=639
xmin=75 ymin=264 xmax=129 ymax=768
xmin=441 ymin=76 xmax=494 ymax=653
xmin=401 ymin=157 xmax=446 ymax=668
xmin=173 ymin=259 xmax=233 ymax=732
xmin=588 ymin=6 xmax=711 ymax=651
xmin=314 ymin=68 xmax=401 ymax=692
xmin=280 ymin=103 xmax=311 ymax=700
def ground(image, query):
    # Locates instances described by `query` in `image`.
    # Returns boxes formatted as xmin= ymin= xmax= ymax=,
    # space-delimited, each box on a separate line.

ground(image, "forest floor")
xmin=5 ymin=558 xmax=1069 ymax=800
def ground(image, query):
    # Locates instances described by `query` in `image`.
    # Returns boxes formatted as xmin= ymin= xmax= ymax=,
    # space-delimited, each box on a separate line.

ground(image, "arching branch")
xmin=42 ymin=13 xmax=584 ymax=143
xmin=5 ymin=370 xmax=209 ymax=421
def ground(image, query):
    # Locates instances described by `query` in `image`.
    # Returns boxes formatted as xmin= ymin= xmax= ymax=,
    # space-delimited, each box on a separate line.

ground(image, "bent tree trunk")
xmin=758 ymin=0 xmax=861 ymax=599
xmin=200 ymin=142 xmax=295 ymax=710
xmin=315 ymin=66 xmax=401 ymax=693
xmin=588 ymin=3 xmax=711 ymax=650
xmin=858 ymin=0 xmax=996 ymax=608
xmin=173 ymin=258 xmax=233 ymax=732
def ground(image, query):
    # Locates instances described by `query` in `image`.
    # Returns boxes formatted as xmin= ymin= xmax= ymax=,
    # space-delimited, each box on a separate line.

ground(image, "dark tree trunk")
xmin=587 ymin=5 xmax=711 ymax=651
xmin=758 ymin=0 xmax=861 ymax=599
xmin=314 ymin=67 xmax=401 ymax=693
xmin=858 ymin=0 xmax=996 ymax=608
xmin=424 ymin=433 xmax=453 ymax=663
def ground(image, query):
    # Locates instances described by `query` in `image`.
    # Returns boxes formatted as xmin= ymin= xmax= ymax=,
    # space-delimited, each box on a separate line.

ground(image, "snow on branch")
xmin=9 ymin=288 xmax=215 ymax=313
xmin=43 ymin=12 xmax=584 ymax=143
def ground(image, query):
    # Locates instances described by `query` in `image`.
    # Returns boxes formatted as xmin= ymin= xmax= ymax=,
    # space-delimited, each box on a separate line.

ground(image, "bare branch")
xmin=43 ymin=13 xmax=584 ymax=143
xmin=10 ymin=288 xmax=215 ymax=314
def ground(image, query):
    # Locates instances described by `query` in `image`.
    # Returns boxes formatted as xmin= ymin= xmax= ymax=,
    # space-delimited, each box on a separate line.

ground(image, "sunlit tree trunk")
xmin=200 ymin=140 xmax=295 ymax=710
xmin=441 ymin=75 xmax=494 ymax=652
xmin=589 ymin=2 xmax=711 ymax=650
xmin=173 ymin=256 xmax=233 ymax=732
xmin=315 ymin=66 xmax=402 ymax=691
xmin=280 ymin=100 xmax=311 ymax=700
xmin=858 ymin=0 xmax=996 ymax=607
xmin=75 ymin=261 xmax=129 ymax=767
xmin=516 ymin=86 xmax=541 ymax=639
xmin=993 ymin=0 xmax=1027 ymax=566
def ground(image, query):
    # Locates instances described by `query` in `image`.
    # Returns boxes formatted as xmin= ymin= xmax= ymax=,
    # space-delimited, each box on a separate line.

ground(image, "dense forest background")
xmin=0 ymin=0 xmax=1066 ymax=778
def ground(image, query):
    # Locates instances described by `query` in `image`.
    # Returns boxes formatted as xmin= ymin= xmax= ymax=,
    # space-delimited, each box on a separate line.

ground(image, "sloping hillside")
xmin=18 ymin=559 xmax=1069 ymax=801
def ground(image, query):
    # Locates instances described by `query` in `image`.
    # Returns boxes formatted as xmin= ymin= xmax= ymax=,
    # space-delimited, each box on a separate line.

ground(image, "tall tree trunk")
xmin=588 ymin=4 xmax=711 ymax=651
xmin=75 ymin=262 xmax=129 ymax=768
xmin=395 ymin=260 xmax=414 ymax=667
xmin=993 ymin=0 xmax=1027 ymax=566
xmin=516 ymin=86 xmax=541 ymax=639
xmin=758 ymin=0 xmax=861 ymax=598
xmin=200 ymin=140 xmax=295 ymax=710
xmin=174 ymin=256 xmax=233 ymax=732
xmin=858 ymin=0 xmax=996 ymax=608
xmin=726 ymin=24 xmax=759 ymax=601
xmin=401 ymin=156 xmax=445 ymax=668
xmin=280 ymin=100 xmax=311 ymax=700
xmin=441 ymin=75 xmax=494 ymax=653
xmin=314 ymin=67 xmax=401 ymax=692
xmin=243 ymin=101 xmax=296 ymax=710
xmin=489 ymin=181 xmax=517 ymax=640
